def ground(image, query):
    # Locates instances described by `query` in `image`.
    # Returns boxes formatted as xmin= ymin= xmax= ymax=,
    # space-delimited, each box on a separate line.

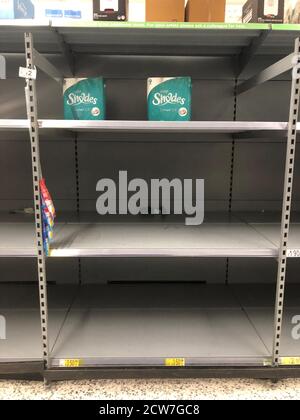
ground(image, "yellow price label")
xmin=60 ymin=359 xmax=82 ymax=368
xmin=165 ymin=358 xmax=186 ymax=367
xmin=280 ymin=357 xmax=300 ymax=366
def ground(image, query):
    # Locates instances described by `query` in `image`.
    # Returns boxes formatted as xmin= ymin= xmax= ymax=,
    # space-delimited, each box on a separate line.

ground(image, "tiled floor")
xmin=0 ymin=379 xmax=300 ymax=400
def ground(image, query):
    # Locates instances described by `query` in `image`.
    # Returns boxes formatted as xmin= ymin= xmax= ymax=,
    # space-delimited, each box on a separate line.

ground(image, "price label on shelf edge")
xmin=59 ymin=359 xmax=82 ymax=368
xmin=287 ymin=249 xmax=300 ymax=258
xmin=280 ymin=357 xmax=300 ymax=366
xmin=165 ymin=358 xmax=186 ymax=367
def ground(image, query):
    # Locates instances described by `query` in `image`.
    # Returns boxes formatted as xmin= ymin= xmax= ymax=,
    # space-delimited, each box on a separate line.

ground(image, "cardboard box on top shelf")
xmin=242 ymin=0 xmax=285 ymax=23
xmin=285 ymin=0 xmax=300 ymax=23
xmin=146 ymin=0 xmax=185 ymax=22
xmin=185 ymin=0 xmax=226 ymax=22
xmin=129 ymin=0 xmax=145 ymax=21
xmin=93 ymin=0 xmax=129 ymax=21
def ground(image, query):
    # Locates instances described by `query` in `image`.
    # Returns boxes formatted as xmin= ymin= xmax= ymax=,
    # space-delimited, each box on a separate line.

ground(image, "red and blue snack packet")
xmin=40 ymin=178 xmax=55 ymax=256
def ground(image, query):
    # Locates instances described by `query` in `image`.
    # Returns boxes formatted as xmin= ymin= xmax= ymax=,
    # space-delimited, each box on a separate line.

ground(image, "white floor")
xmin=1 ymin=379 xmax=300 ymax=400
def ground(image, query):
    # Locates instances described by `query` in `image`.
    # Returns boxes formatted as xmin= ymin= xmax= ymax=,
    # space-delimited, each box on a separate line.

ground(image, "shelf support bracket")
xmin=51 ymin=28 xmax=75 ymax=77
xmin=237 ymin=28 xmax=271 ymax=77
xmin=32 ymin=48 xmax=63 ymax=86
xmin=24 ymin=32 xmax=50 ymax=369
xmin=0 ymin=55 xmax=5 ymax=79
xmin=272 ymin=37 xmax=300 ymax=367
xmin=237 ymin=51 xmax=295 ymax=95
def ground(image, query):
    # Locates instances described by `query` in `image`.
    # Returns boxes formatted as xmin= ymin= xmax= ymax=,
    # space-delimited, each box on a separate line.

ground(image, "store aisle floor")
xmin=0 ymin=379 xmax=300 ymax=400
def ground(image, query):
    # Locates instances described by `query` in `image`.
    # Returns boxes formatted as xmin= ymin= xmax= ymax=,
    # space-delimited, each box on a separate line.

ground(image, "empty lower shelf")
xmin=0 ymin=284 xmax=77 ymax=364
xmin=1 ymin=283 xmax=299 ymax=367
xmin=233 ymin=284 xmax=300 ymax=358
xmin=49 ymin=284 xmax=268 ymax=367
xmin=48 ymin=283 xmax=300 ymax=368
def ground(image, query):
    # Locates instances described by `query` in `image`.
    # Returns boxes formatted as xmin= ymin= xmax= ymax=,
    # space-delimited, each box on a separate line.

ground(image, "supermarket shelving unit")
xmin=0 ymin=21 xmax=300 ymax=380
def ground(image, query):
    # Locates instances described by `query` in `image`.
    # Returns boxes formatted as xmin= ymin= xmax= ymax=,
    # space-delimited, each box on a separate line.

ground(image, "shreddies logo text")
xmin=96 ymin=171 xmax=204 ymax=226
xmin=0 ymin=315 xmax=6 ymax=340
xmin=292 ymin=315 xmax=300 ymax=340
xmin=152 ymin=92 xmax=186 ymax=106
xmin=67 ymin=93 xmax=98 ymax=106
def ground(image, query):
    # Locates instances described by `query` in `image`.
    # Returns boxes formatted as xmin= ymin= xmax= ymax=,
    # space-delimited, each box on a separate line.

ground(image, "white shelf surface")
xmin=233 ymin=284 xmax=300 ymax=358
xmin=1 ymin=212 xmax=300 ymax=258
xmin=49 ymin=283 xmax=300 ymax=367
xmin=0 ymin=119 xmax=300 ymax=134
xmin=251 ymin=224 xmax=300 ymax=249
xmin=0 ymin=222 xmax=36 ymax=257
xmin=50 ymin=221 xmax=278 ymax=258
xmin=0 ymin=284 xmax=77 ymax=362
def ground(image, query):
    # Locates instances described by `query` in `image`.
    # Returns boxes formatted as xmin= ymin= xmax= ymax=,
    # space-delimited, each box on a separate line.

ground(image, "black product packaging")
xmin=93 ymin=0 xmax=128 ymax=21
xmin=242 ymin=0 xmax=285 ymax=23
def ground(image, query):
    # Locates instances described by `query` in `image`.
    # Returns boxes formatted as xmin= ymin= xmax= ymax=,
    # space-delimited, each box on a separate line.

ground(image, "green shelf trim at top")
xmin=51 ymin=20 xmax=270 ymax=30
xmin=52 ymin=21 xmax=300 ymax=32
xmin=272 ymin=23 xmax=300 ymax=31
xmin=1 ymin=19 xmax=300 ymax=32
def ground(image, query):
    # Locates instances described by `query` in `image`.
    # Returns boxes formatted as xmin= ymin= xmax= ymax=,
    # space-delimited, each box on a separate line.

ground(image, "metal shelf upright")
xmin=24 ymin=33 xmax=50 ymax=369
xmin=272 ymin=39 xmax=300 ymax=366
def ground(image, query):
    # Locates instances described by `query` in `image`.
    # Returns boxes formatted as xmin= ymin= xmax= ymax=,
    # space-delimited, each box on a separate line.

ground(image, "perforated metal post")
xmin=273 ymin=38 xmax=300 ymax=366
xmin=24 ymin=33 xmax=49 ymax=368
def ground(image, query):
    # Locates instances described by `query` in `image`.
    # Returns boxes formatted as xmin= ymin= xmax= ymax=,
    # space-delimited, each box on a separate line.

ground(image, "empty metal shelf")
xmin=50 ymin=284 xmax=273 ymax=367
xmin=50 ymin=222 xmax=278 ymax=258
xmin=1 ymin=21 xmax=299 ymax=56
xmin=0 ymin=119 xmax=300 ymax=135
xmin=0 ymin=284 xmax=78 ymax=363
xmin=2 ymin=212 xmax=300 ymax=258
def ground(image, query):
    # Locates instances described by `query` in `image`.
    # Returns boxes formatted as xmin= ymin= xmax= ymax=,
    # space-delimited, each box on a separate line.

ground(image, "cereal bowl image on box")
xmin=147 ymin=77 xmax=192 ymax=121
xmin=92 ymin=107 xmax=101 ymax=117
xmin=179 ymin=107 xmax=188 ymax=117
